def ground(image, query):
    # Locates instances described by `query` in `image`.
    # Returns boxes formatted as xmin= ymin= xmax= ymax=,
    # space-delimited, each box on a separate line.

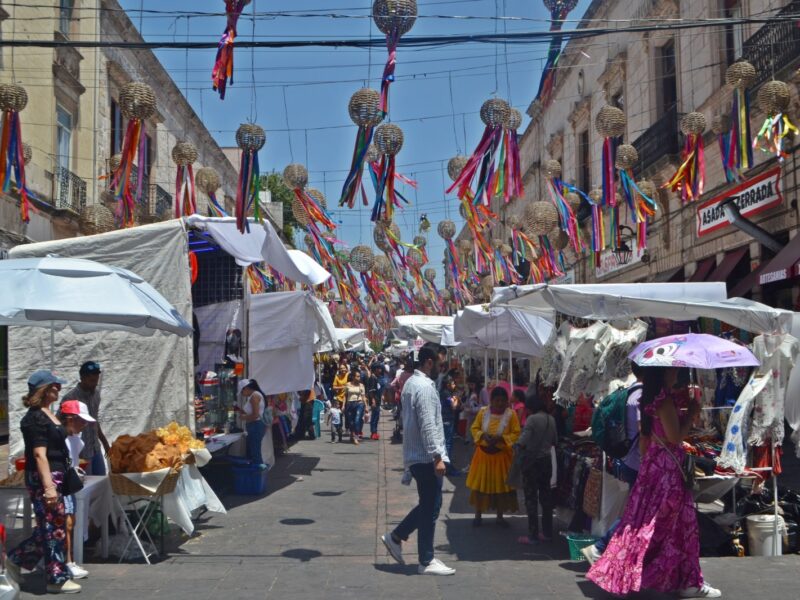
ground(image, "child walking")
xmin=327 ymin=400 xmax=343 ymax=443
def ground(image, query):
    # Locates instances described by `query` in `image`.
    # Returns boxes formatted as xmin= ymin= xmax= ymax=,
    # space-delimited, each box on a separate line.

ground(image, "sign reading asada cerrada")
xmin=696 ymin=167 xmax=783 ymax=237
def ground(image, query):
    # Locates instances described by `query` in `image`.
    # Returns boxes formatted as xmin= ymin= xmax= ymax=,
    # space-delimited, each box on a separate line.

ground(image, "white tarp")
xmin=247 ymin=291 xmax=337 ymax=394
xmin=392 ymin=315 xmax=454 ymax=345
xmin=453 ymin=305 xmax=554 ymax=357
xmin=7 ymin=221 xmax=194 ymax=465
xmin=185 ymin=215 xmax=330 ymax=286
xmin=317 ymin=328 xmax=367 ymax=353
xmin=195 ymin=300 xmax=244 ymax=374
xmin=492 ymin=283 xmax=792 ymax=335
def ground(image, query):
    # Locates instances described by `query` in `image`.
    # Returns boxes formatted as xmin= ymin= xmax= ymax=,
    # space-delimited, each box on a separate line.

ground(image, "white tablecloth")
xmin=161 ymin=464 xmax=226 ymax=535
xmin=74 ymin=475 xmax=118 ymax=563
xmin=205 ymin=433 xmax=245 ymax=454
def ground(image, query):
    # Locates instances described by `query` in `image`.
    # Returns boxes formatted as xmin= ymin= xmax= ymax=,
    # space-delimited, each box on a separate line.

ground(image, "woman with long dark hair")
xmin=239 ymin=379 xmax=268 ymax=469
xmin=587 ymin=367 xmax=721 ymax=599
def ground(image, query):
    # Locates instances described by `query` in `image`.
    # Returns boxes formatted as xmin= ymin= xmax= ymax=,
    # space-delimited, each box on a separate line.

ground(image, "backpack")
xmin=590 ymin=383 xmax=642 ymax=459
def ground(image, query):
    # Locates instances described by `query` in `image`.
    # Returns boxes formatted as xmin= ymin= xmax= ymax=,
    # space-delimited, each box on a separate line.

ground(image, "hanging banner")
xmin=696 ymin=167 xmax=783 ymax=237
xmin=595 ymin=250 xmax=642 ymax=279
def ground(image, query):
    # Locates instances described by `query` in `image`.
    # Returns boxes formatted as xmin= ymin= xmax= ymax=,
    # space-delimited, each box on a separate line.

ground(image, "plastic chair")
xmin=312 ymin=399 xmax=325 ymax=439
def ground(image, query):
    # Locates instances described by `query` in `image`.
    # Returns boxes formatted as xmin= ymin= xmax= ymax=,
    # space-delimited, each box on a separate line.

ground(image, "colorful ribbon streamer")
xmin=753 ymin=112 xmax=798 ymax=162
xmin=175 ymin=164 xmax=197 ymax=218
xmin=110 ymin=118 xmax=147 ymax=228
xmin=728 ymin=87 xmax=753 ymax=173
xmin=235 ymin=146 xmax=260 ymax=233
xmin=212 ymin=0 xmax=248 ymax=100
xmin=0 ymin=109 xmax=32 ymax=222
xmin=666 ymin=133 xmax=705 ymax=203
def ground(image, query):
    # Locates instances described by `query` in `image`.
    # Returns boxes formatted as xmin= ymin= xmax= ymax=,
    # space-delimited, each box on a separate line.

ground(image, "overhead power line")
xmin=0 ymin=15 xmax=792 ymax=50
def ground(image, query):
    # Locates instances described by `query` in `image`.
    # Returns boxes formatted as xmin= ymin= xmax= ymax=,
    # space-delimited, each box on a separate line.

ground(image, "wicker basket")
xmin=374 ymin=124 xmax=404 ymax=156
xmin=566 ymin=192 xmax=581 ymax=214
xmin=544 ymin=159 xmax=562 ymax=179
xmin=711 ymin=114 xmax=732 ymax=135
xmin=373 ymin=255 xmax=392 ymax=278
xmin=348 ymin=88 xmax=383 ymax=127
xmin=437 ymin=219 xmax=456 ymax=240
xmin=615 ymin=144 xmax=639 ymax=170
xmin=525 ymin=201 xmax=559 ymax=237
xmin=680 ymin=112 xmax=706 ymax=136
xmin=552 ymin=229 xmax=569 ymax=251
xmin=365 ymin=143 xmax=380 ymax=164
xmin=350 ymin=245 xmax=375 ymax=272
xmin=595 ymin=105 xmax=626 ymax=138
xmin=407 ymin=248 xmax=424 ymax=267
xmin=505 ymin=108 xmax=522 ymax=131
xmin=118 ymin=82 xmax=156 ymax=121
xmin=171 ymin=141 xmax=198 ymax=167
xmin=480 ymin=98 xmax=510 ymax=128
xmin=757 ymin=80 xmax=791 ymax=115
xmin=725 ymin=60 xmax=756 ymax=89
xmin=21 ymin=142 xmax=32 ymax=166
xmin=458 ymin=238 xmax=472 ymax=255
xmin=636 ymin=179 xmax=656 ymax=200
xmin=236 ymin=123 xmax=266 ymax=152
xmin=423 ymin=267 xmax=436 ymax=282
xmin=291 ymin=197 xmax=310 ymax=227
xmin=79 ymin=204 xmax=116 ymax=235
xmin=372 ymin=0 xmax=417 ymax=36
xmin=448 ymin=155 xmax=468 ymax=181
xmin=306 ymin=187 xmax=326 ymax=209
xmin=0 ymin=83 xmax=28 ymax=112
xmin=195 ymin=167 xmax=221 ymax=195
xmin=109 ymin=468 xmax=181 ymax=498
xmin=283 ymin=163 xmax=308 ymax=189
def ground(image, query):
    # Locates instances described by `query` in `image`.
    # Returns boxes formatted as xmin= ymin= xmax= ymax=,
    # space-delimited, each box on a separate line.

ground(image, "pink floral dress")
xmin=587 ymin=388 xmax=703 ymax=595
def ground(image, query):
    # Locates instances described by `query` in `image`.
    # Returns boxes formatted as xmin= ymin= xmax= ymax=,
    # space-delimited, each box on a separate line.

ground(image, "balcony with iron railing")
xmin=150 ymin=184 xmax=173 ymax=221
xmin=631 ymin=105 xmax=680 ymax=178
xmin=740 ymin=0 xmax=800 ymax=89
xmin=52 ymin=165 xmax=87 ymax=214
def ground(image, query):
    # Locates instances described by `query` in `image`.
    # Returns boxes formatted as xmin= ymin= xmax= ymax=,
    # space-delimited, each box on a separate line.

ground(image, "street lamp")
xmin=612 ymin=225 xmax=635 ymax=266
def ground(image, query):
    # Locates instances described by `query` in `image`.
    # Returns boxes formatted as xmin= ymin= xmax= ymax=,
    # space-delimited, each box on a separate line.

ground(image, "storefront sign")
xmin=595 ymin=249 xmax=642 ymax=279
xmin=552 ymin=269 xmax=575 ymax=284
xmin=696 ymin=167 xmax=783 ymax=237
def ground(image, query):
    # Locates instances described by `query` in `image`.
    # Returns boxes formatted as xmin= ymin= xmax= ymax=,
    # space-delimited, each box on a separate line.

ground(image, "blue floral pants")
xmin=8 ymin=471 xmax=71 ymax=585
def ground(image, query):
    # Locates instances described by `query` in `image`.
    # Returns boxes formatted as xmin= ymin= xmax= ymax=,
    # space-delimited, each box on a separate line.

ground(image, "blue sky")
xmin=119 ymin=0 xmax=592 ymax=282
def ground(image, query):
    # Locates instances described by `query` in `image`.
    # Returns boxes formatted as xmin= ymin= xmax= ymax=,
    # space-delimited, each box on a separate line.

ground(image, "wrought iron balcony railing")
xmin=151 ymin=184 xmax=173 ymax=220
xmin=741 ymin=0 xmax=800 ymax=89
xmin=631 ymin=105 xmax=680 ymax=178
xmin=52 ymin=165 xmax=87 ymax=214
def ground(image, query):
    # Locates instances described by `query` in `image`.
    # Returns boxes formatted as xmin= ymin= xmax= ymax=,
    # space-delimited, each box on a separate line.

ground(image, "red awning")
xmin=689 ymin=257 xmax=716 ymax=282
xmin=758 ymin=234 xmax=800 ymax=285
xmin=707 ymin=246 xmax=748 ymax=283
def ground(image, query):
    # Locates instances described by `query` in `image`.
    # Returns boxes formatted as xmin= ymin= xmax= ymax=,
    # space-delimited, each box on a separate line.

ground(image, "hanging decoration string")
xmin=212 ymin=0 xmax=251 ymax=100
xmin=0 ymin=83 xmax=32 ymax=222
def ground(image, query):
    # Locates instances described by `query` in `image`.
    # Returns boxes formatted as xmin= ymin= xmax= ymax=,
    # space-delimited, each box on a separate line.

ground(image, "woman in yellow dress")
xmin=466 ymin=386 xmax=521 ymax=527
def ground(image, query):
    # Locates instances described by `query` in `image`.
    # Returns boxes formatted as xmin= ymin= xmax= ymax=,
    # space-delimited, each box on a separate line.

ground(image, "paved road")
xmin=8 ymin=416 xmax=800 ymax=599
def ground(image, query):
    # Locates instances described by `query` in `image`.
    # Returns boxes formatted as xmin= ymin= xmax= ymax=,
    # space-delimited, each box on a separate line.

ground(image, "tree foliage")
xmin=260 ymin=172 xmax=299 ymax=246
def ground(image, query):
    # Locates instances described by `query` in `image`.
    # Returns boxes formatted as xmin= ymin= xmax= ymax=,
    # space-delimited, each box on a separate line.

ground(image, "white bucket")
xmin=746 ymin=514 xmax=784 ymax=556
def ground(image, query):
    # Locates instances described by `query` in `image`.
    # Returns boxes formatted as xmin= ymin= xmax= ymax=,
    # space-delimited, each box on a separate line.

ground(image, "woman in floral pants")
xmin=6 ymin=370 xmax=81 ymax=594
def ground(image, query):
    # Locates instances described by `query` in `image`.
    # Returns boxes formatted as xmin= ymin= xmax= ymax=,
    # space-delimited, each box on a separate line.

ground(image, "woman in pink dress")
xmin=587 ymin=367 xmax=721 ymax=599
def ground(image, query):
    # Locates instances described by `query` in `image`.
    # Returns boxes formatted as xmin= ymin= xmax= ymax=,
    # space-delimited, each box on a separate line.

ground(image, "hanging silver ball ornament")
xmin=374 ymin=124 xmax=404 ymax=156
xmin=595 ymin=105 xmax=626 ymax=138
xmin=437 ymin=219 xmax=456 ymax=240
xmin=480 ymin=98 xmax=511 ymax=128
xmin=0 ymin=83 xmax=27 ymax=112
xmin=365 ymin=143 xmax=380 ymax=164
xmin=525 ymin=201 xmax=559 ymax=237
xmin=424 ymin=268 xmax=436 ymax=282
xmin=544 ymin=159 xmax=562 ymax=179
xmin=283 ymin=164 xmax=308 ymax=190
xmin=680 ymin=112 xmax=707 ymax=136
xmin=505 ymin=108 xmax=522 ymax=131
xmin=711 ymin=114 xmax=732 ymax=135
xmin=413 ymin=235 xmax=426 ymax=248
xmin=448 ymin=155 xmax=469 ymax=182
xmin=757 ymin=80 xmax=791 ymax=115
xmin=615 ymin=144 xmax=639 ymax=170
xmin=236 ymin=123 xmax=266 ymax=152
xmin=725 ymin=61 xmax=756 ymax=90
xmin=195 ymin=167 xmax=221 ymax=196
xmin=171 ymin=141 xmax=198 ymax=167
xmin=372 ymin=0 xmax=417 ymax=36
xmin=350 ymin=245 xmax=375 ymax=272
xmin=21 ymin=142 xmax=32 ymax=166
xmin=348 ymin=88 xmax=383 ymax=127
xmin=118 ymin=82 xmax=156 ymax=121
xmin=306 ymin=187 xmax=327 ymax=210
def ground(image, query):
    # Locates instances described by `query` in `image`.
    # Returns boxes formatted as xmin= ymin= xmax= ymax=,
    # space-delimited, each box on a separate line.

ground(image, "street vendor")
xmin=62 ymin=361 xmax=109 ymax=475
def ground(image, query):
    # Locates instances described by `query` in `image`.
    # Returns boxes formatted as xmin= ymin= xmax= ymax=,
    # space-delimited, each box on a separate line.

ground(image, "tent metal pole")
xmin=773 ymin=440 xmax=780 ymax=555
xmin=508 ymin=320 xmax=513 ymax=389
xmin=50 ymin=321 xmax=55 ymax=371
xmin=483 ymin=350 xmax=488 ymax=391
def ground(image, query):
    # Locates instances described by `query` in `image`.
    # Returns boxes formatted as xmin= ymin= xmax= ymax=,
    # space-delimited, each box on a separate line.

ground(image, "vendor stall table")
xmin=205 ymin=432 xmax=245 ymax=455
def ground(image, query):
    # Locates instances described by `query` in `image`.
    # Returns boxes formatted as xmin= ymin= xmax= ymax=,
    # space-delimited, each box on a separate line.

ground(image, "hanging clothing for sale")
xmin=554 ymin=322 xmax=610 ymax=405
xmin=717 ymin=373 xmax=770 ymax=474
xmin=747 ymin=333 xmax=799 ymax=447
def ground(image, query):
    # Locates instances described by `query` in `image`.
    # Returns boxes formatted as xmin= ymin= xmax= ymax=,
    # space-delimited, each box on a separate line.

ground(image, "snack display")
xmin=109 ymin=422 xmax=205 ymax=473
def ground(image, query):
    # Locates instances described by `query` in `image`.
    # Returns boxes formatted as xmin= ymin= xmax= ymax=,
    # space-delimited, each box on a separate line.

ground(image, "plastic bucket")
xmin=566 ymin=535 xmax=598 ymax=561
xmin=746 ymin=514 xmax=784 ymax=556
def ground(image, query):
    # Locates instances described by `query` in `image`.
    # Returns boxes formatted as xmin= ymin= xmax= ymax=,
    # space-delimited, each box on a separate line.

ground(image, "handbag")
xmin=507 ymin=416 xmax=551 ymax=488
xmin=655 ymin=436 xmax=697 ymax=491
xmin=582 ymin=468 xmax=602 ymax=518
xmin=59 ymin=435 xmax=84 ymax=496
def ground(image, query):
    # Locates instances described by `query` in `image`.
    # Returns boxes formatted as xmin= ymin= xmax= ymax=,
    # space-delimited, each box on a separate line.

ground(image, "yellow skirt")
xmin=466 ymin=446 xmax=515 ymax=495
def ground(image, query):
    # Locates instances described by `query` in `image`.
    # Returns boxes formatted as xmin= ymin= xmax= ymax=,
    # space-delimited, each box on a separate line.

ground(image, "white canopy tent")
xmin=492 ymin=283 xmax=794 ymax=335
xmin=453 ymin=305 xmax=553 ymax=357
xmin=317 ymin=328 xmax=368 ymax=353
xmin=392 ymin=314 xmax=454 ymax=345
xmin=185 ymin=215 xmax=330 ymax=286
xmin=248 ymin=291 xmax=337 ymax=395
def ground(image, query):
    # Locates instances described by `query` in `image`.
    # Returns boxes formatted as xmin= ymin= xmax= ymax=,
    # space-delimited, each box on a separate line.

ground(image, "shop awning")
xmin=689 ymin=257 xmax=717 ymax=282
xmin=707 ymin=246 xmax=748 ymax=283
xmin=653 ymin=267 xmax=684 ymax=283
xmin=757 ymin=234 xmax=800 ymax=285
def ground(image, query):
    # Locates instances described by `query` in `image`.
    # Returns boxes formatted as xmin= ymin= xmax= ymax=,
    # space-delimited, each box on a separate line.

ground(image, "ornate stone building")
xmin=491 ymin=0 xmax=800 ymax=308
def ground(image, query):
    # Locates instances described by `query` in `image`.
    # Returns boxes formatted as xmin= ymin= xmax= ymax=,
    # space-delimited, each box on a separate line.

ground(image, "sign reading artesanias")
xmin=696 ymin=167 xmax=783 ymax=237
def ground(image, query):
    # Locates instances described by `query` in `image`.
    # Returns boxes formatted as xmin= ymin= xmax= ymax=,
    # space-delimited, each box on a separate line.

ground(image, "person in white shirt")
xmin=58 ymin=400 xmax=95 ymax=580
xmin=380 ymin=344 xmax=455 ymax=576
xmin=326 ymin=400 xmax=343 ymax=442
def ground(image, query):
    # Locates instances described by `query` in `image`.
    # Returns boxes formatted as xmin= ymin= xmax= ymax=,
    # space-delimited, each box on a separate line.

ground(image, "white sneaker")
xmin=380 ymin=533 xmax=404 ymax=564
xmin=580 ymin=544 xmax=602 ymax=565
xmin=418 ymin=558 xmax=455 ymax=576
xmin=679 ymin=583 xmax=722 ymax=598
xmin=67 ymin=562 xmax=89 ymax=579
xmin=46 ymin=580 xmax=82 ymax=594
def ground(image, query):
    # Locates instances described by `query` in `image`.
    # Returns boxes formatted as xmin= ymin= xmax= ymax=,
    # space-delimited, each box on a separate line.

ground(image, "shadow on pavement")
xmin=373 ymin=563 xmax=420 ymax=576
xmin=281 ymin=548 xmax=323 ymax=562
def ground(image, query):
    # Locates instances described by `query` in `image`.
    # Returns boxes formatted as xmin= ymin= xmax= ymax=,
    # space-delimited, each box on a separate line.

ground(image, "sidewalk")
xmin=5 ymin=418 xmax=800 ymax=599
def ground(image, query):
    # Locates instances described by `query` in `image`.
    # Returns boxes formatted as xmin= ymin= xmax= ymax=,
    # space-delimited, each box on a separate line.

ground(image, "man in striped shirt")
xmin=381 ymin=344 xmax=455 ymax=576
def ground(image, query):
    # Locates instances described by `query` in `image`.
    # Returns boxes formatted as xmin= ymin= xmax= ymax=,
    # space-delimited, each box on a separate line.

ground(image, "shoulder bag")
xmin=654 ymin=435 xmax=697 ymax=491
xmin=59 ymin=432 xmax=84 ymax=496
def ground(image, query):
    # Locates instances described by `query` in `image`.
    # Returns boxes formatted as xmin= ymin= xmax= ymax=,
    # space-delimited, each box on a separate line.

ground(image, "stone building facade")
xmin=0 ymin=0 xmax=238 ymax=252
xmin=487 ymin=0 xmax=800 ymax=309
